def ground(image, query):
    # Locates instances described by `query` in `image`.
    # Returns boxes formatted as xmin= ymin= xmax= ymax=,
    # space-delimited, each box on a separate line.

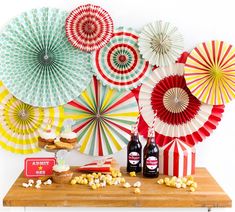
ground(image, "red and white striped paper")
xmin=159 ymin=139 xmax=195 ymax=177
xmin=76 ymin=157 xmax=113 ymax=173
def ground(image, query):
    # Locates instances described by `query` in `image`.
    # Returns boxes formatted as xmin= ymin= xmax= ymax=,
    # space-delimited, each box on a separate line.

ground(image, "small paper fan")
xmin=65 ymin=4 xmax=114 ymax=52
xmin=185 ymin=40 xmax=235 ymax=105
xmin=138 ymin=20 xmax=184 ymax=67
xmin=92 ymin=27 xmax=152 ymax=90
xmin=0 ymin=81 xmax=64 ymax=154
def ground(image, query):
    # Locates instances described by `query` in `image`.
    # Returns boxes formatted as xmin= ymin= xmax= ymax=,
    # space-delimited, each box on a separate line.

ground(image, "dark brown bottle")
xmin=143 ymin=128 xmax=159 ymax=178
xmin=127 ymin=126 xmax=142 ymax=173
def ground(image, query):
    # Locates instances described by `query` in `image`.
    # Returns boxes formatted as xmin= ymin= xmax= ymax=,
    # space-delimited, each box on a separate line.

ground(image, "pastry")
xmin=60 ymin=131 xmax=77 ymax=147
xmin=60 ymin=119 xmax=77 ymax=147
xmin=44 ymin=144 xmax=57 ymax=150
xmin=54 ymin=141 xmax=73 ymax=150
xmin=38 ymin=123 xmax=56 ymax=148
xmin=52 ymin=164 xmax=73 ymax=184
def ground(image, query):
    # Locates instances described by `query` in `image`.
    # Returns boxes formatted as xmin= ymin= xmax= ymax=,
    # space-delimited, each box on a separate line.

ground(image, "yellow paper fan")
xmin=0 ymin=81 xmax=64 ymax=154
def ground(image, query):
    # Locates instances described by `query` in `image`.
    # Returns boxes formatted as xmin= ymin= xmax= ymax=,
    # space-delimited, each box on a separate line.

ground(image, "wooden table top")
xmin=3 ymin=167 xmax=232 ymax=208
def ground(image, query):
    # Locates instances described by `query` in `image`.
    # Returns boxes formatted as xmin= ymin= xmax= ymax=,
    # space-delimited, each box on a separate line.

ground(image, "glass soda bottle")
xmin=126 ymin=125 xmax=142 ymax=173
xmin=143 ymin=127 xmax=159 ymax=178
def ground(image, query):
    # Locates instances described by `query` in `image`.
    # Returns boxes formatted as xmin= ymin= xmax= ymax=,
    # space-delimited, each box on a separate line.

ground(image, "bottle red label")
xmin=128 ymin=152 xmax=140 ymax=165
xmin=146 ymin=156 xmax=158 ymax=170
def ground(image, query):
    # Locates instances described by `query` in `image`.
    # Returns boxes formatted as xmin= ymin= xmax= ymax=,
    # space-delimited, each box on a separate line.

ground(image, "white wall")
xmin=0 ymin=0 xmax=235 ymax=212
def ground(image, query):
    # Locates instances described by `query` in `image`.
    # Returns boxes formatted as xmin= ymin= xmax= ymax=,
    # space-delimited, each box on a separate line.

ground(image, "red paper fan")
xmin=133 ymin=53 xmax=224 ymax=147
xmin=65 ymin=4 xmax=113 ymax=52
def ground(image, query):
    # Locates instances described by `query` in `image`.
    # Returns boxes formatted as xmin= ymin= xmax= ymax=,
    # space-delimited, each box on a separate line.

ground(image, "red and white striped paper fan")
xmin=138 ymin=63 xmax=225 ymax=147
xmin=93 ymin=27 xmax=152 ymax=90
xmin=65 ymin=4 xmax=113 ymax=52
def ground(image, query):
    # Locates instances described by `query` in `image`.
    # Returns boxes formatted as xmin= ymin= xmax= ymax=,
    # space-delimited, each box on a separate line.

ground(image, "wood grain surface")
xmin=3 ymin=167 xmax=232 ymax=208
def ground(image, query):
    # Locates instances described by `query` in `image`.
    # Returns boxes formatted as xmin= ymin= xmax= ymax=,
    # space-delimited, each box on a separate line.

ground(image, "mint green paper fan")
xmin=0 ymin=8 xmax=93 ymax=107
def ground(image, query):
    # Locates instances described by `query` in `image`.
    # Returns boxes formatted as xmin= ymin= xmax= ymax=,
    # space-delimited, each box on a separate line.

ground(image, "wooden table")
xmin=3 ymin=167 xmax=232 ymax=211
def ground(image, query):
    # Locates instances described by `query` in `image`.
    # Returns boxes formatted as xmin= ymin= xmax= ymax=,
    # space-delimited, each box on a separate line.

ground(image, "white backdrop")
xmin=0 ymin=0 xmax=235 ymax=212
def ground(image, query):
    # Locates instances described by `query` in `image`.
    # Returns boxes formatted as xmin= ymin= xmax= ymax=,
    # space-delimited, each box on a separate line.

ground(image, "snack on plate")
xmin=38 ymin=122 xmax=56 ymax=148
xmin=60 ymin=119 xmax=77 ymax=147
xmin=52 ymin=163 xmax=73 ymax=184
xmin=44 ymin=144 xmax=57 ymax=150
xmin=54 ymin=140 xmax=73 ymax=150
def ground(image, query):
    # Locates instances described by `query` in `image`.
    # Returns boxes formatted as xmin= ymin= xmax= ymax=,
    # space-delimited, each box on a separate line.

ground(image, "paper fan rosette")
xmin=64 ymin=77 xmax=139 ymax=156
xmin=0 ymin=82 xmax=64 ymax=154
xmin=138 ymin=63 xmax=224 ymax=146
xmin=138 ymin=20 xmax=184 ymax=67
xmin=0 ymin=8 xmax=93 ymax=108
xmin=93 ymin=27 xmax=152 ymax=90
xmin=185 ymin=40 xmax=235 ymax=105
xmin=65 ymin=4 xmax=113 ymax=52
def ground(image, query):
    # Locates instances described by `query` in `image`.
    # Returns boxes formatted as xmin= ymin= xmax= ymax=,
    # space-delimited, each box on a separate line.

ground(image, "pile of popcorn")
xmin=70 ymin=168 xmax=125 ymax=190
xmin=157 ymin=176 xmax=197 ymax=192
xmin=22 ymin=179 xmax=52 ymax=189
xmin=70 ymin=169 xmax=142 ymax=193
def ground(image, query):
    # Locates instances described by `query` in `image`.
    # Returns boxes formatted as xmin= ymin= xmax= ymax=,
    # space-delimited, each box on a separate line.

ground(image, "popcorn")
xmin=157 ymin=179 xmax=164 ymax=185
xmin=83 ymin=179 xmax=88 ymax=185
xmin=164 ymin=177 xmax=170 ymax=183
xmin=28 ymin=179 xmax=34 ymax=184
xmin=22 ymin=183 xmax=29 ymax=188
xmin=44 ymin=179 xmax=52 ymax=185
xmin=120 ymin=178 xmax=126 ymax=183
xmin=191 ymin=182 xmax=197 ymax=188
xmin=175 ymin=183 xmax=181 ymax=189
xmin=70 ymin=179 xmax=77 ymax=185
xmin=129 ymin=172 xmax=136 ymax=177
xmin=134 ymin=188 xmax=141 ymax=194
xmin=36 ymin=180 xmax=42 ymax=185
xmin=182 ymin=183 xmax=187 ymax=189
xmin=100 ymin=182 xmax=106 ymax=188
xmin=35 ymin=184 xmax=41 ymax=189
xmin=91 ymin=184 xmax=97 ymax=190
xmin=133 ymin=181 xmax=141 ymax=188
xmin=186 ymin=180 xmax=193 ymax=186
xmin=94 ymin=179 xmax=100 ymax=184
xmin=190 ymin=186 xmax=196 ymax=192
xmin=70 ymin=169 xmax=125 ymax=190
xmin=156 ymin=175 xmax=198 ymax=191
xmin=123 ymin=182 xmax=131 ymax=188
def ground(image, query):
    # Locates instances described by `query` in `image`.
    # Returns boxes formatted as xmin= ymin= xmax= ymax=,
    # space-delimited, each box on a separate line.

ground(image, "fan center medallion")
xmin=18 ymin=109 xmax=30 ymax=121
xmin=83 ymin=21 xmax=96 ymax=35
xmin=210 ymin=64 xmax=223 ymax=80
xmin=163 ymin=88 xmax=189 ymax=113
xmin=118 ymin=55 xmax=127 ymax=64
xmin=38 ymin=49 xmax=54 ymax=66
xmin=151 ymin=33 xmax=171 ymax=54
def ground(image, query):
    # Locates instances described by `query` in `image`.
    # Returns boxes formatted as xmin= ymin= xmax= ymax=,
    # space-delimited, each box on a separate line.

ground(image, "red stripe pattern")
xmin=65 ymin=4 xmax=113 ymax=52
xmin=93 ymin=27 xmax=152 ymax=90
xmin=133 ymin=52 xmax=225 ymax=147
xmin=159 ymin=139 xmax=196 ymax=177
